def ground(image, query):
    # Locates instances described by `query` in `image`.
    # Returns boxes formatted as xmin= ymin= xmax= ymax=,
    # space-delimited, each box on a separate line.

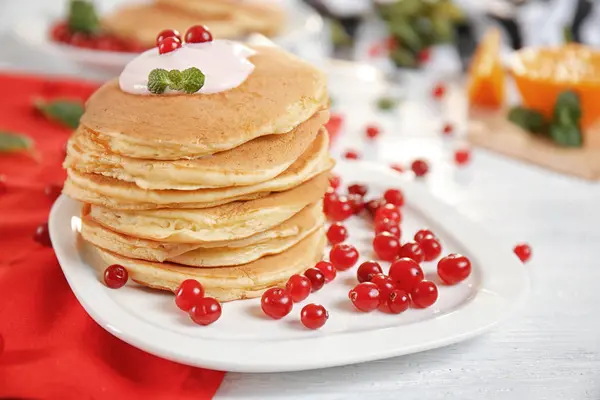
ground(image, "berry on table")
xmin=304 ymin=268 xmax=325 ymax=292
xmin=373 ymin=232 xmax=401 ymax=262
xmin=419 ymin=237 xmax=442 ymax=262
xmin=301 ymin=304 xmax=328 ymax=330
xmin=411 ymin=280 xmax=438 ymax=308
xmin=387 ymin=289 xmax=410 ymax=314
xmin=411 ymin=159 xmax=429 ymax=177
xmin=175 ymin=279 xmax=204 ymax=311
xmin=432 ymin=82 xmax=446 ymax=99
xmin=327 ymin=222 xmax=348 ymax=245
xmin=158 ymin=36 xmax=182 ymax=54
xmin=323 ymin=188 xmax=339 ymax=214
xmin=104 ymin=264 xmax=128 ymax=289
xmin=389 ymin=258 xmax=424 ymax=292
xmin=374 ymin=218 xmax=401 ymax=239
xmin=343 ymin=150 xmax=360 ymax=160
xmin=417 ymin=48 xmax=431 ymax=63
xmin=349 ymin=282 xmax=381 ymax=312
xmin=324 ymin=196 xmax=353 ymax=222
xmin=365 ymin=124 xmax=381 ymax=139
xmin=414 ymin=229 xmax=436 ymax=243
xmin=383 ymin=189 xmax=404 ymax=207
xmin=375 ymin=203 xmax=402 ymax=224
xmin=357 ymin=261 xmax=383 ymax=283
xmin=437 ymin=254 xmax=472 ymax=284
xmin=315 ymin=261 xmax=336 ymax=282
xmin=328 ymin=175 xmax=341 ymax=190
xmin=348 ymin=183 xmax=368 ymax=197
xmin=365 ymin=198 xmax=385 ymax=218
xmin=454 ymin=148 xmax=471 ymax=165
xmin=156 ymin=29 xmax=181 ymax=47
xmin=286 ymin=274 xmax=312 ymax=302
xmin=370 ymin=274 xmax=396 ymax=304
xmin=442 ymin=123 xmax=454 ymax=135
xmin=329 ymin=244 xmax=359 ymax=271
xmin=347 ymin=193 xmax=365 ymax=215
xmin=399 ymin=241 xmax=424 ymax=263
xmin=261 ymin=288 xmax=293 ymax=319
xmin=513 ymin=243 xmax=532 ymax=263
xmin=390 ymin=163 xmax=404 ymax=173
xmin=189 ymin=297 xmax=221 ymax=326
xmin=33 ymin=223 xmax=52 ymax=247
xmin=184 ymin=25 xmax=213 ymax=43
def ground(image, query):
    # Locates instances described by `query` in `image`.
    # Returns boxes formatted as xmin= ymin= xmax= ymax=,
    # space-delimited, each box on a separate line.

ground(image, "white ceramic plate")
xmin=49 ymin=161 xmax=529 ymax=373
xmin=12 ymin=0 xmax=323 ymax=77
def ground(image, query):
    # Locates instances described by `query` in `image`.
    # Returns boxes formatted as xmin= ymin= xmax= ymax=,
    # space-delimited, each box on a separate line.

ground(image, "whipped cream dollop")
xmin=119 ymin=40 xmax=257 ymax=95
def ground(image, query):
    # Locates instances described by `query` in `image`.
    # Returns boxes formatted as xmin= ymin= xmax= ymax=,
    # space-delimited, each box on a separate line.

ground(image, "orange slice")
xmin=467 ymin=28 xmax=505 ymax=109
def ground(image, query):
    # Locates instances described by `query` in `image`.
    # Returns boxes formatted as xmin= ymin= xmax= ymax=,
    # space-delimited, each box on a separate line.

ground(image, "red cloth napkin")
xmin=0 ymin=73 xmax=225 ymax=399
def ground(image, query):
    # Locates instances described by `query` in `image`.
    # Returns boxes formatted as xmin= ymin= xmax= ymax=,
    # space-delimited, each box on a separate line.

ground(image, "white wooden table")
xmin=2 ymin=1 xmax=600 ymax=399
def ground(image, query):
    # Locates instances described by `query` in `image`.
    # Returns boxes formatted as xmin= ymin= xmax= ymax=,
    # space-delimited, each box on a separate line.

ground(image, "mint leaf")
xmin=0 ymin=132 xmax=34 ymax=153
xmin=168 ymin=70 xmax=183 ymax=90
xmin=550 ymin=124 xmax=582 ymax=147
xmin=550 ymin=90 xmax=582 ymax=147
xmin=35 ymin=99 xmax=84 ymax=129
xmin=377 ymin=97 xmax=399 ymax=111
xmin=181 ymin=67 xmax=205 ymax=94
xmin=508 ymin=106 xmax=548 ymax=134
xmin=68 ymin=0 xmax=100 ymax=35
xmin=148 ymin=69 xmax=169 ymax=94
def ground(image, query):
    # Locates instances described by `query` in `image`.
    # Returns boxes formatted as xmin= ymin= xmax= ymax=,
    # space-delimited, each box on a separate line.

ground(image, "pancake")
xmin=91 ymin=228 xmax=326 ymax=302
xmin=88 ymin=172 xmax=329 ymax=243
xmin=80 ymin=46 xmax=328 ymax=160
xmin=64 ymin=130 xmax=333 ymax=209
xmin=102 ymin=4 xmax=250 ymax=48
xmin=66 ymin=115 xmax=327 ymax=190
xmin=81 ymin=201 xmax=323 ymax=264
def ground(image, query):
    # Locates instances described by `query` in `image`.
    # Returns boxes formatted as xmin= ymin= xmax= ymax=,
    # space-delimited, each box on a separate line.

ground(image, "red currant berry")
xmin=389 ymin=258 xmax=424 ymax=292
xmin=365 ymin=124 xmax=380 ymax=139
xmin=357 ymin=261 xmax=383 ymax=283
xmin=373 ymin=232 xmax=401 ymax=262
xmin=261 ymin=288 xmax=293 ymax=319
xmin=417 ymin=48 xmax=431 ymax=63
xmin=323 ymin=188 xmax=338 ymax=215
xmin=375 ymin=203 xmax=402 ymax=224
xmin=300 ymin=304 xmax=328 ymax=330
xmin=419 ymin=237 xmax=442 ymax=262
xmin=343 ymin=150 xmax=360 ymax=160
xmin=347 ymin=193 xmax=365 ymax=214
xmin=175 ymin=279 xmax=204 ymax=311
xmin=513 ymin=243 xmax=532 ymax=263
xmin=304 ymin=268 xmax=325 ymax=292
xmin=365 ymin=198 xmax=385 ymax=218
xmin=189 ymin=297 xmax=221 ymax=326
xmin=325 ymin=196 xmax=354 ymax=222
xmin=156 ymin=28 xmax=181 ymax=46
xmin=158 ymin=36 xmax=182 ymax=54
xmin=455 ymin=148 xmax=471 ymax=165
xmin=104 ymin=264 xmax=128 ymax=289
xmin=414 ymin=228 xmax=436 ymax=243
xmin=329 ymin=243 xmax=359 ymax=271
xmin=370 ymin=274 xmax=396 ymax=303
xmin=437 ymin=254 xmax=472 ymax=284
xmin=411 ymin=280 xmax=438 ymax=308
xmin=286 ymin=274 xmax=312 ymax=302
xmin=315 ymin=261 xmax=336 ymax=282
xmin=329 ymin=174 xmax=341 ymax=189
xmin=432 ymin=83 xmax=446 ymax=99
xmin=374 ymin=217 xmax=401 ymax=237
xmin=411 ymin=159 xmax=429 ymax=177
xmin=44 ymin=183 xmax=62 ymax=201
xmin=33 ymin=223 xmax=52 ymax=247
xmin=327 ymin=222 xmax=348 ymax=245
xmin=383 ymin=188 xmax=404 ymax=207
xmin=387 ymin=289 xmax=410 ymax=314
xmin=184 ymin=25 xmax=213 ymax=43
xmin=442 ymin=123 xmax=453 ymax=135
xmin=349 ymin=282 xmax=380 ymax=312
xmin=390 ymin=163 xmax=404 ymax=173
xmin=399 ymin=241 xmax=424 ymax=263
xmin=348 ymin=183 xmax=368 ymax=197
xmin=50 ymin=22 xmax=71 ymax=43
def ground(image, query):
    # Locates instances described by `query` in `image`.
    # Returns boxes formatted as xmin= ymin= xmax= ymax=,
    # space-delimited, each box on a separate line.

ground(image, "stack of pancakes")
xmin=63 ymin=46 xmax=333 ymax=302
xmin=103 ymin=0 xmax=285 ymax=49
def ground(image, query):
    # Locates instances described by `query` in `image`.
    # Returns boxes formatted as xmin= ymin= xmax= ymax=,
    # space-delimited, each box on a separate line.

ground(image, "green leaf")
xmin=67 ymin=0 xmax=100 ymax=35
xmin=391 ymin=47 xmax=418 ymax=68
xmin=507 ymin=106 xmax=548 ymax=134
xmin=549 ymin=90 xmax=583 ymax=147
xmin=563 ymin=26 xmax=574 ymax=44
xmin=389 ymin=19 xmax=422 ymax=51
xmin=148 ymin=68 xmax=169 ymax=94
xmin=377 ymin=97 xmax=399 ymax=111
xmin=35 ymin=99 xmax=84 ymax=129
xmin=181 ymin=67 xmax=205 ymax=94
xmin=550 ymin=124 xmax=582 ymax=147
xmin=168 ymin=70 xmax=183 ymax=91
xmin=330 ymin=19 xmax=352 ymax=47
xmin=0 ymin=131 xmax=34 ymax=153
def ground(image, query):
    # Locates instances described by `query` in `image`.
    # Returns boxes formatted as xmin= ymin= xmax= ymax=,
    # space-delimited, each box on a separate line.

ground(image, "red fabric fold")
xmin=0 ymin=73 xmax=224 ymax=399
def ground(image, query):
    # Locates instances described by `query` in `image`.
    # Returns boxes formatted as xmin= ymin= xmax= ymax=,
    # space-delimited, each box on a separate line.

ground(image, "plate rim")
xmin=49 ymin=161 xmax=530 ymax=373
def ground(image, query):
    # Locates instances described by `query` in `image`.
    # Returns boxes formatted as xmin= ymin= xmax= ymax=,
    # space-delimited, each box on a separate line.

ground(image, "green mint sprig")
xmin=147 ymin=67 xmax=205 ymax=94
xmin=67 ymin=0 xmax=100 ymax=35
xmin=0 ymin=131 xmax=35 ymax=153
xmin=34 ymin=99 xmax=84 ymax=129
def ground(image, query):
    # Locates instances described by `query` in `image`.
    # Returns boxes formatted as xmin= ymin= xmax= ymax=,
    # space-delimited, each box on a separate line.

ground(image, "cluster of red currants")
xmin=156 ymin=25 xmax=213 ymax=55
xmin=50 ymin=22 xmax=145 ymax=53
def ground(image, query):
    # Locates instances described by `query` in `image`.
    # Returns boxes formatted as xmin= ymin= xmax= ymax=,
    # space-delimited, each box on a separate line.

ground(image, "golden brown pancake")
xmin=65 ymin=116 xmax=327 ymax=190
xmin=87 ymin=172 xmax=329 ymax=243
xmin=80 ymin=46 xmax=328 ymax=160
xmin=91 ymin=228 xmax=326 ymax=302
xmin=63 ymin=130 xmax=333 ymax=209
